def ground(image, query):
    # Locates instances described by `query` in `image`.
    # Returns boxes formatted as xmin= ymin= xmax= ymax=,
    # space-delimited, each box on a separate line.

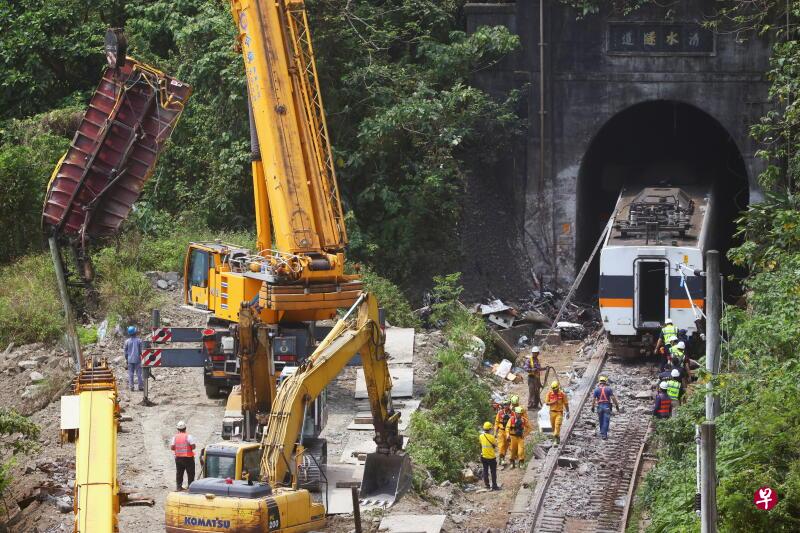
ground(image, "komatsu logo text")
xmin=184 ymin=517 xmax=231 ymax=528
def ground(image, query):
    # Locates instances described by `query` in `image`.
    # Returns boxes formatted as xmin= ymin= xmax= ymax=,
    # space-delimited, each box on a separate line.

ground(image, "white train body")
xmin=599 ymin=187 xmax=712 ymax=356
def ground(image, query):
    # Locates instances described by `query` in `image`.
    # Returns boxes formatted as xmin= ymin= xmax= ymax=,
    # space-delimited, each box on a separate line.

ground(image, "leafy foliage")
xmin=359 ymin=267 xmax=420 ymax=328
xmin=407 ymin=273 xmax=493 ymax=482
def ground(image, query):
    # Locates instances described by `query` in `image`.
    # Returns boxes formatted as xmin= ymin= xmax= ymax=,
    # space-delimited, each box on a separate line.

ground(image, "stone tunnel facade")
xmin=461 ymin=1 xmax=772 ymax=296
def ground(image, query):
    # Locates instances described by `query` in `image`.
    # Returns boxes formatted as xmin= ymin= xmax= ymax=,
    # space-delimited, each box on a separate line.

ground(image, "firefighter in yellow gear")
xmin=494 ymin=401 xmax=512 ymax=467
xmin=479 ymin=421 xmax=500 ymax=490
xmin=505 ymin=406 xmax=529 ymax=469
xmin=545 ymin=381 xmax=570 ymax=444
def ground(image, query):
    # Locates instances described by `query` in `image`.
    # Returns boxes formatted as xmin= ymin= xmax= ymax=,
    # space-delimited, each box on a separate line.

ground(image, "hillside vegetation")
xmin=0 ymin=0 xmax=521 ymax=343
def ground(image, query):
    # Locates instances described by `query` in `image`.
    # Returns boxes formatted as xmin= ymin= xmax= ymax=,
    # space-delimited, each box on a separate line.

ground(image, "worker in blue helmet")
xmin=124 ymin=326 xmax=144 ymax=391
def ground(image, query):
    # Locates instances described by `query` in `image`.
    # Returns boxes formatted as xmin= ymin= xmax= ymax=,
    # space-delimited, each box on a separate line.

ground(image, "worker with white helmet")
xmin=653 ymin=381 xmax=672 ymax=419
xmin=653 ymin=317 xmax=678 ymax=357
xmin=523 ymin=346 xmax=544 ymax=409
xmin=665 ymin=370 xmax=682 ymax=415
xmin=171 ymin=420 xmax=197 ymax=491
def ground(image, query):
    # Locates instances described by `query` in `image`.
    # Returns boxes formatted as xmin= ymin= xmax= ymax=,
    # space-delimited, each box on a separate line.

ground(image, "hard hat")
xmin=598 ymin=376 xmax=608 ymax=383
xmin=502 ymin=399 xmax=511 ymax=406
xmin=483 ymin=421 xmax=492 ymax=430
xmin=667 ymin=335 xmax=678 ymax=343
xmin=127 ymin=325 xmax=137 ymax=336
xmin=551 ymin=381 xmax=559 ymax=389
xmin=531 ymin=346 xmax=540 ymax=353
xmin=671 ymin=369 xmax=680 ymax=378
xmin=677 ymin=341 xmax=686 ymax=350
xmin=510 ymin=395 xmax=520 ymax=405
xmin=660 ymin=381 xmax=669 ymax=390
xmin=176 ymin=420 xmax=187 ymax=430
xmin=514 ymin=406 xmax=523 ymax=414
xmin=665 ymin=318 xmax=673 ymax=324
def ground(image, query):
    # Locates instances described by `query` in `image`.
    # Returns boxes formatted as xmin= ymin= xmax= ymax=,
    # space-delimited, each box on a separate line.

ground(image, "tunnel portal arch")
xmin=575 ymin=100 xmax=750 ymax=294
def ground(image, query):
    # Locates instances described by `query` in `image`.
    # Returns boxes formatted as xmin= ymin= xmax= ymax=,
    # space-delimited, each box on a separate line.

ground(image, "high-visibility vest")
xmin=528 ymin=355 xmax=541 ymax=376
xmin=655 ymin=393 xmax=672 ymax=416
xmin=662 ymin=324 xmax=677 ymax=339
xmin=495 ymin=410 xmax=510 ymax=431
xmin=596 ymin=385 xmax=611 ymax=404
xmin=547 ymin=391 xmax=567 ymax=412
xmin=479 ymin=432 xmax=497 ymax=459
xmin=507 ymin=414 xmax=526 ymax=437
xmin=666 ymin=380 xmax=681 ymax=401
xmin=173 ymin=433 xmax=194 ymax=458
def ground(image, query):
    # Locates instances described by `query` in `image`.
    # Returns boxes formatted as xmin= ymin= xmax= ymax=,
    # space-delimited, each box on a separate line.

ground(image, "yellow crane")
xmin=164 ymin=293 xmax=410 ymax=532
xmin=181 ymin=0 xmax=365 ymax=441
xmin=60 ymin=360 xmax=120 ymax=533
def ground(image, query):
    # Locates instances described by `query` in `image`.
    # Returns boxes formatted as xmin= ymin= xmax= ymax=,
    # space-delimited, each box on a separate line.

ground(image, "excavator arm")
xmin=259 ymin=293 xmax=409 ymax=500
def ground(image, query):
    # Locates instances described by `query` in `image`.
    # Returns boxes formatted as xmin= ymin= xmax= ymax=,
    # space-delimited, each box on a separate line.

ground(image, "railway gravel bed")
xmin=534 ymin=355 xmax=658 ymax=532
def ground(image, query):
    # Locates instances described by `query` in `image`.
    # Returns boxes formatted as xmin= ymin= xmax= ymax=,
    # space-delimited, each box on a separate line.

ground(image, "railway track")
xmin=515 ymin=346 xmax=657 ymax=533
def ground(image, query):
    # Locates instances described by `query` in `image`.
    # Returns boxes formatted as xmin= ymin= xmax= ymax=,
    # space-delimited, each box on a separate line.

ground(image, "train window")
xmin=637 ymin=260 xmax=667 ymax=327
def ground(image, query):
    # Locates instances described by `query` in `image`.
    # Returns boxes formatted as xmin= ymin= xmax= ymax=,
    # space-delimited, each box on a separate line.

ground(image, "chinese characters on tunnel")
xmin=608 ymin=23 xmax=714 ymax=54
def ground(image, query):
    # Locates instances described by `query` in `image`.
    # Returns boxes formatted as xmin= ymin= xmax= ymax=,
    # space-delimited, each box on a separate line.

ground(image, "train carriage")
xmin=599 ymin=186 xmax=711 ymax=357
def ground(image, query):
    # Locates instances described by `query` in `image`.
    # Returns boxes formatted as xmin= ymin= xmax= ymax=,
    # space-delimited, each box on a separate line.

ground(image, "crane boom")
xmin=231 ymin=0 xmax=346 ymax=255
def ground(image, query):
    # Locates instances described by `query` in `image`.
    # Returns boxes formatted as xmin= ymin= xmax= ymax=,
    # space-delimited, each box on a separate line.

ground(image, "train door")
xmin=634 ymin=259 xmax=668 ymax=329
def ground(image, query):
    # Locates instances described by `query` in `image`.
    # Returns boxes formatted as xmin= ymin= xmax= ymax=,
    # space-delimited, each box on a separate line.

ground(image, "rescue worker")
xmin=524 ymin=346 xmax=543 ymax=409
xmin=171 ymin=420 xmax=196 ymax=491
xmin=666 ymin=369 xmax=682 ymax=415
xmin=660 ymin=335 xmax=679 ymax=371
xmin=124 ymin=326 xmax=144 ymax=392
xmin=505 ymin=406 xmax=528 ymax=469
xmin=653 ymin=381 xmax=672 ymax=419
xmin=653 ymin=318 xmax=677 ymax=355
xmin=479 ymin=422 xmax=501 ymax=490
xmin=545 ymin=381 xmax=569 ymax=444
xmin=494 ymin=401 xmax=512 ymax=468
xmin=590 ymin=376 xmax=620 ymax=440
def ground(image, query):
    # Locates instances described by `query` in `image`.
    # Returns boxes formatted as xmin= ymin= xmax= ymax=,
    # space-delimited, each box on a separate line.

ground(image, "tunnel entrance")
xmin=576 ymin=100 xmax=750 ymax=297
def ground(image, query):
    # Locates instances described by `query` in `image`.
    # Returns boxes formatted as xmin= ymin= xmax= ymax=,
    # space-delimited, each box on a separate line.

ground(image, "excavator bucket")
xmin=359 ymin=453 xmax=412 ymax=506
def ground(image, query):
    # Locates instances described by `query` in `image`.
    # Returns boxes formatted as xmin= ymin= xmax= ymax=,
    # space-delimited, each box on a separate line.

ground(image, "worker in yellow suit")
xmin=494 ymin=400 xmax=512 ymax=468
xmin=479 ymin=422 xmax=500 ymax=490
xmin=505 ymin=406 xmax=529 ymax=469
xmin=545 ymin=381 xmax=570 ymax=444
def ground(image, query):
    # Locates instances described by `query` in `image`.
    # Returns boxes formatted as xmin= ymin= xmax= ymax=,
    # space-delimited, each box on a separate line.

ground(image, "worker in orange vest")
xmin=171 ymin=420 xmax=196 ymax=491
xmin=545 ymin=381 xmax=570 ymax=444
xmin=494 ymin=400 xmax=512 ymax=468
xmin=505 ymin=406 xmax=529 ymax=469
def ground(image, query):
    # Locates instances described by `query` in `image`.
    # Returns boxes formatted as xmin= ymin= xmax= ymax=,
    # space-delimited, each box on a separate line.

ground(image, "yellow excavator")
xmin=165 ymin=293 xmax=411 ymax=532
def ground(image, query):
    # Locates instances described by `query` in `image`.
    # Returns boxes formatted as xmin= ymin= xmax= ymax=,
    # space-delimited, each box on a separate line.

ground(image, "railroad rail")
xmin=511 ymin=344 xmax=657 ymax=533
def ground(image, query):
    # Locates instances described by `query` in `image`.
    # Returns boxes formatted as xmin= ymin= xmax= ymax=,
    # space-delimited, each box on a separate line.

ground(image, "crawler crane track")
xmin=526 ymin=351 xmax=656 ymax=533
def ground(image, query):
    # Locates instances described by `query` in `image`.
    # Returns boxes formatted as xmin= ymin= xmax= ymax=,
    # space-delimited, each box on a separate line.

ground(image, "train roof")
xmin=606 ymin=186 xmax=711 ymax=247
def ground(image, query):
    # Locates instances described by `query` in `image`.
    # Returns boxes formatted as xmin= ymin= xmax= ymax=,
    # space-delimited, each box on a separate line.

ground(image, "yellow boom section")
xmin=231 ymin=0 xmax=347 ymax=255
xmin=260 ymin=293 xmax=401 ymax=485
xmin=62 ymin=361 xmax=120 ymax=533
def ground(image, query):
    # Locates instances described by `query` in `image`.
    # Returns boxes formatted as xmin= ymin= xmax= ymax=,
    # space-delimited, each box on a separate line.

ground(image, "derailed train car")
xmin=599 ymin=186 xmax=711 ymax=357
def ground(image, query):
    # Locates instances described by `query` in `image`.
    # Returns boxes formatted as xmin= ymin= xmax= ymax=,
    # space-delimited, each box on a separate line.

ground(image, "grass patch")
xmin=0 ymin=254 xmax=63 ymax=347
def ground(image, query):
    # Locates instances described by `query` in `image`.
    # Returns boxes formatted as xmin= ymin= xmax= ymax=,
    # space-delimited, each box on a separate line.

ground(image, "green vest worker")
xmin=479 ymin=422 xmax=500 ymax=491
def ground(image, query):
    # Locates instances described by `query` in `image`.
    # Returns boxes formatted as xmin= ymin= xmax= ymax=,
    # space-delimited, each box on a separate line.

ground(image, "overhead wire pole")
xmin=701 ymin=250 xmax=720 ymax=532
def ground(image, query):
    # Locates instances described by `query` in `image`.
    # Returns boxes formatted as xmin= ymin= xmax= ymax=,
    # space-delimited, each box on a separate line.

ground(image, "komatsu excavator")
xmin=165 ymin=293 xmax=411 ymax=532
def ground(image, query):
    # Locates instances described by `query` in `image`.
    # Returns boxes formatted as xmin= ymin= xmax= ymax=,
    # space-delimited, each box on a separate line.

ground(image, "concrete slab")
xmin=378 ymin=514 xmax=446 ymax=533
xmin=355 ymin=367 xmax=413 ymax=399
xmin=324 ymin=464 xmax=364 ymax=514
xmin=347 ymin=400 xmax=420 ymax=431
xmin=385 ymin=327 xmax=415 ymax=364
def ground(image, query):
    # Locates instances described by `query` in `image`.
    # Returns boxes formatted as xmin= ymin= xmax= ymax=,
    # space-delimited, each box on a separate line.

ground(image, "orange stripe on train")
xmin=599 ymin=298 xmax=633 ymax=308
xmin=671 ymin=299 xmax=704 ymax=309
